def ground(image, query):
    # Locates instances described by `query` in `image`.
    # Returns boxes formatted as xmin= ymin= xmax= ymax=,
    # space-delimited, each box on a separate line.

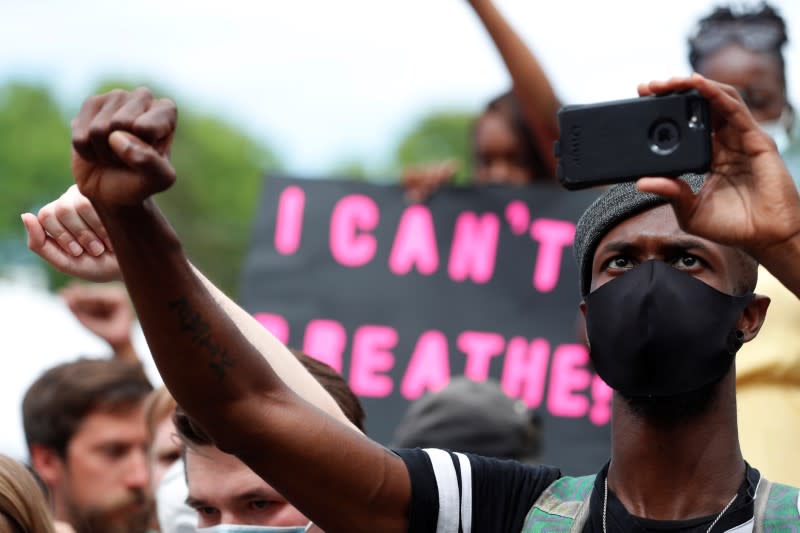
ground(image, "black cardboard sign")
xmin=241 ymin=176 xmax=608 ymax=475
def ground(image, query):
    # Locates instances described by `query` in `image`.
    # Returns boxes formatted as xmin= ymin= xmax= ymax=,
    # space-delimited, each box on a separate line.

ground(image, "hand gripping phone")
xmin=554 ymin=90 xmax=711 ymax=190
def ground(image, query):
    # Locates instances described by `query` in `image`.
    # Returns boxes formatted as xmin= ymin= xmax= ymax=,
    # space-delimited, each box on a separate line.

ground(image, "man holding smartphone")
xmin=23 ymin=74 xmax=800 ymax=533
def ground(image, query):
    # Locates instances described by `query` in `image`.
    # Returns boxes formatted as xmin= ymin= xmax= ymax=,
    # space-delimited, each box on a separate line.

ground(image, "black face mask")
xmin=585 ymin=260 xmax=753 ymax=397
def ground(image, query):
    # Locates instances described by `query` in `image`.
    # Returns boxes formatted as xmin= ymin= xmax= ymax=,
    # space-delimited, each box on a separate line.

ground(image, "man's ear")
xmin=738 ymin=294 xmax=770 ymax=343
xmin=29 ymin=443 xmax=65 ymax=488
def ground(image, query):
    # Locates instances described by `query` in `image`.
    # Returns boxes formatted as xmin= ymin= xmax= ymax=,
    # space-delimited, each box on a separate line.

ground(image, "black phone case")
xmin=554 ymin=91 xmax=711 ymax=190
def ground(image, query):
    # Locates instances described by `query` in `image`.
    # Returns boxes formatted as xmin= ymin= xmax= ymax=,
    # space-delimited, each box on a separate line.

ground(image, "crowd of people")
xmin=4 ymin=2 xmax=799 ymax=532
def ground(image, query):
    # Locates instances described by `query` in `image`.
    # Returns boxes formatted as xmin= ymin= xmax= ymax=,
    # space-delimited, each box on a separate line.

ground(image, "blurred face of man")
xmin=150 ymin=415 xmax=180 ymax=490
xmin=59 ymin=405 xmax=151 ymax=533
xmin=185 ymin=445 xmax=308 ymax=528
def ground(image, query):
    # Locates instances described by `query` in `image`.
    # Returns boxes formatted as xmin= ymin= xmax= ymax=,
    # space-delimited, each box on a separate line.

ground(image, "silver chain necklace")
xmin=602 ymin=476 xmax=739 ymax=533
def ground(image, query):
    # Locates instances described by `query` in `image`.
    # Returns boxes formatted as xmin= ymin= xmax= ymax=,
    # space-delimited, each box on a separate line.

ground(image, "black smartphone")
xmin=554 ymin=90 xmax=711 ymax=190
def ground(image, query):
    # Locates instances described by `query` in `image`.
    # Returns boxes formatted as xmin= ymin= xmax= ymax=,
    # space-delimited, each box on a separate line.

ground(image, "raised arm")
xmin=33 ymin=88 xmax=411 ymax=533
xmin=468 ymin=0 xmax=560 ymax=174
xmin=636 ymin=74 xmax=800 ymax=297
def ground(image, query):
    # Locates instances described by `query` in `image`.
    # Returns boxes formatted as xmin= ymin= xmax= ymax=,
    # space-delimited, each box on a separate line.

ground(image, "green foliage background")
xmin=390 ymin=110 xmax=476 ymax=184
xmin=0 ymin=80 xmax=281 ymax=295
xmin=0 ymin=79 xmax=479 ymax=296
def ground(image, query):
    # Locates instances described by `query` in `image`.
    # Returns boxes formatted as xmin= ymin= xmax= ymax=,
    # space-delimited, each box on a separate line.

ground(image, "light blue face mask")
xmin=759 ymin=107 xmax=800 ymax=189
xmin=197 ymin=525 xmax=309 ymax=533
xmin=760 ymin=108 xmax=792 ymax=153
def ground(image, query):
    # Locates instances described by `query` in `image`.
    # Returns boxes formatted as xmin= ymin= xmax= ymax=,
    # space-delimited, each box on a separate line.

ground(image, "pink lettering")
xmin=400 ymin=330 xmax=451 ymax=400
xmin=589 ymin=374 xmax=613 ymax=426
xmin=448 ymin=212 xmax=500 ymax=284
xmin=530 ymin=219 xmax=576 ymax=292
xmin=547 ymin=344 xmax=591 ymax=418
xmin=504 ymin=200 xmax=531 ymax=236
xmin=349 ymin=325 xmax=397 ymax=398
xmin=388 ymin=205 xmax=439 ymax=275
xmin=274 ymin=186 xmax=305 ymax=255
xmin=329 ymin=195 xmax=379 ymax=267
xmin=253 ymin=313 xmax=289 ymax=345
xmin=457 ymin=331 xmax=505 ymax=381
xmin=500 ymin=337 xmax=550 ymax=408
xmin=302 ymin=319 xmax=347 ymax=373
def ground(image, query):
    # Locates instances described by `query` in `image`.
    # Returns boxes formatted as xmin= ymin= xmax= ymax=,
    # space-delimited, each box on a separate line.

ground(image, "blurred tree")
xmin=391 ymin=110 xmax=476 ymax=184
xmin=0 ymin=84 xmax=71 ymax=271
xmin=0 ymin=80 xmax=281 ymax=296
xmin=93 ymin=79 xmax=283 ymax=296
xmin=330 ymin=158 xmax=371 ymax=181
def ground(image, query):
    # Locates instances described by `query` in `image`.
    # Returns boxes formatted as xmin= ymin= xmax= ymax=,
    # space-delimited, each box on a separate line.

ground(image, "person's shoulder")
xmin=764 ymin=480 xmax=800 ymax=521
xmin=395 ymin=447 xmax=561 ymax=483
xmin=461 ymin=451 xmax=561 ymax=482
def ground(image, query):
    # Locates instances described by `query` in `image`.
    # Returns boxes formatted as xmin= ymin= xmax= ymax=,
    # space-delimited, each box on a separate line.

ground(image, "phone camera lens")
xmin=649 ymin=120 xmax=681 ymax=155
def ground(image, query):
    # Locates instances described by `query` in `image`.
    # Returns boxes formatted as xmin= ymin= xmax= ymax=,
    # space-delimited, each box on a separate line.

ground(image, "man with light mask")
xmin=688 ymin=3 xmax=800 ymax=485
xmin=689 ymin=3 xmax=798 ymax=184
xmin=22 ymin=73 xmax=800 ymax=532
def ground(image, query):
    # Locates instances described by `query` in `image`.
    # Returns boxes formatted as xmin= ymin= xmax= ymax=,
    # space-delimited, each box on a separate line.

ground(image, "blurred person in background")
xmin=23 ymin=358 xmax=153 ymax=533
xmin=0 ymin=453 xmax=58 ymax=533
xmin=690 ymin=2 xmax=800 ymax=486
xmin=403 ymin=0 xmax=560 ymax=200
xmin=145 ymin=387 xmax=180 ymax=492
xmin=392 ymin=377 xmax=541 ymax=463
xmin=689 ymin=3 xmax=796 ymax=173
xmin=144 ymin=386 xmax=193 ymax=533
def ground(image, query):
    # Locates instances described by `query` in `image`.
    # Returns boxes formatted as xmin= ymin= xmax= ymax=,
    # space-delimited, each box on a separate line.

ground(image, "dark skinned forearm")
xmin=94 ymin=200 xmax=411 ymax=533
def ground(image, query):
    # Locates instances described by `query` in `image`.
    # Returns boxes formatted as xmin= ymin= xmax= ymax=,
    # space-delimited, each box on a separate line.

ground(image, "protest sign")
xmin=241 ymin=176 xmax=607 ymax=474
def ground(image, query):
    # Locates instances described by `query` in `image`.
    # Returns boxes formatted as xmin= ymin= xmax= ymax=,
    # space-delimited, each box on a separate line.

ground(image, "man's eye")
xmin=198 ymin=506 xmax=218 ymax=516
xmin=674 ymin=255 xmax=700 ymax=268
xmin=606 ymin=257 xmax=632 ymax=269
xmin=101 ymin=445 xmax=127 ymax=459
xmin=249 ymin=500 xmax=271 ymax=510
xmin=159 ymin=450 xmax=181 ymax=464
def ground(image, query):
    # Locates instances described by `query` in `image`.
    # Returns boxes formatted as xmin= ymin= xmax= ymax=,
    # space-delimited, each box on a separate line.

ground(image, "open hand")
xmin=401 ymin=160 xmax=459 ymax=202
xmin=22 ymin=185 xmax=122 ymax=282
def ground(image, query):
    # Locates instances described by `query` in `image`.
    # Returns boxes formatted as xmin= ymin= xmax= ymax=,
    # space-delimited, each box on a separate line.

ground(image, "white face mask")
xmin=156 ymin=460 xmax=196 ymax=533
xmin=759 ymin=107 xmax=794 ymax=153
xmin=197 ymin=526 xmax=308 ymax=533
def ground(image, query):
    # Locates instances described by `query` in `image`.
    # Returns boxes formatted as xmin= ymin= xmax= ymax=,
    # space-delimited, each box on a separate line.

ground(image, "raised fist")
xmin=60 ymin=282 xmax=135 ymax=351
xmin=71 ymin=87 xmax=177 ymax=206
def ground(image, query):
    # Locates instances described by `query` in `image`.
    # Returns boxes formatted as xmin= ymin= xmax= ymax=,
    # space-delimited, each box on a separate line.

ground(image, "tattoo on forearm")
xmin=168 ymin=296 xmax=237 ymax=379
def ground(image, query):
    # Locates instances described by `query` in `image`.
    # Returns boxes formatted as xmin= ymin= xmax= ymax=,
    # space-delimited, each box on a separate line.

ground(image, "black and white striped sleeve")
xmin=394 ymin=448 xmax=561 ymax=533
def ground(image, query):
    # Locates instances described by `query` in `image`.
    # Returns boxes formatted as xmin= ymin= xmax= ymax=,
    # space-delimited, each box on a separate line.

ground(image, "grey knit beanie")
xmin=574 ymin=174 xmax=706 ymax=297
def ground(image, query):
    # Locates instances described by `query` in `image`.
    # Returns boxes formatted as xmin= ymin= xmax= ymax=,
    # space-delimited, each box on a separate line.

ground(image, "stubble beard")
xmin=64 ymin=490 xmax=151 ymax=533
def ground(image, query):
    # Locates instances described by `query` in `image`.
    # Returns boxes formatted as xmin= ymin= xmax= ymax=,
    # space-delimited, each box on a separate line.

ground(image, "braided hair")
xmin=689 ymin=3 xmax=789 ymax=87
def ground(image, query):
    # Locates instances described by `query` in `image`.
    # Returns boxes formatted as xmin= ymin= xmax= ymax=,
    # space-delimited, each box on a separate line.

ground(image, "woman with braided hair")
xmin=689 ymin=3 xmax=800 ymax=487
xmin=689 ymin=3 xmax=796 ymax=160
